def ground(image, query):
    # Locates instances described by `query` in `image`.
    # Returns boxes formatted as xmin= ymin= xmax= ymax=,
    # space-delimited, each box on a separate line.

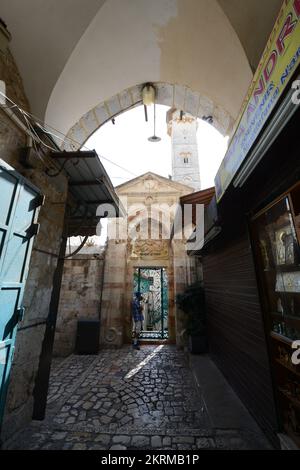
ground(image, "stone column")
xmin=100 ymin=240 xmax=127 ymax=348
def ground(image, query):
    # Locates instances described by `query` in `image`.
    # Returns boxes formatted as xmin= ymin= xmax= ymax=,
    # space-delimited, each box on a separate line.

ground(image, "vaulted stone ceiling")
xmin=1 ymin=0 xmax=106 ymax=119
xmin=217 ymin=0 xmax=283 ymax=72
xmin=1 ymin=0 xmax=282 ymax=139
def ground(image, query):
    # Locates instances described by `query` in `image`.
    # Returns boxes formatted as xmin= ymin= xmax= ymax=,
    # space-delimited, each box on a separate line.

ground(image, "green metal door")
xmin=133 ymin=267 xmax=168 ymax=339
xmin=0 ymin=159 xmax=42 ymax=429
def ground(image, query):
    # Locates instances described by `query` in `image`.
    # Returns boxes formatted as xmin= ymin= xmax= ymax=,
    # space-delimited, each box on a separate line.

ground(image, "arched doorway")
xmin=128 ymin=216 xmax=172 ymax=342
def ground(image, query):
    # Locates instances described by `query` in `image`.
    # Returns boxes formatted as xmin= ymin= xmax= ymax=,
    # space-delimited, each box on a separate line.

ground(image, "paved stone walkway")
xmin=5 ymin=346 xmax=272 ymax=450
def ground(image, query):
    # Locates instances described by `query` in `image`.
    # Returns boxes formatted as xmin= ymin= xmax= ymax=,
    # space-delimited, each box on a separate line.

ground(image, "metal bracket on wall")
xmin=33 ymin=194 xmax=45 ymax=208
xmin=16 ymin=306 xmax=25 ymax=323
xmin=26 ymin=223 xmax=40 ymax=239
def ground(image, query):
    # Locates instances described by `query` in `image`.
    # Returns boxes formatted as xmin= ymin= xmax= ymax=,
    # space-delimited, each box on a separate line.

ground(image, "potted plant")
xmin=176 ymin=281 xmax=207 ymax=354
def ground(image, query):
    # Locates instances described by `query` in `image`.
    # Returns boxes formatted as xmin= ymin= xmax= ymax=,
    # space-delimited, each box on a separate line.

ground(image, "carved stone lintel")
xmin=130 ymin=239 xmax=169 ymax=260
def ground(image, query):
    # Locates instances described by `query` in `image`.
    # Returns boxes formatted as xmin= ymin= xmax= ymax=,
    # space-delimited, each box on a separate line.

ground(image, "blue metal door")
xmin=0 ymin=159 xmax=42 ymax=428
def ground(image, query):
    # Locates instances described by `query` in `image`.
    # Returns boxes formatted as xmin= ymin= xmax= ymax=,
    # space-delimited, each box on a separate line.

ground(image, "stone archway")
xmin=61 ymin=82 xmax=234 ymax=151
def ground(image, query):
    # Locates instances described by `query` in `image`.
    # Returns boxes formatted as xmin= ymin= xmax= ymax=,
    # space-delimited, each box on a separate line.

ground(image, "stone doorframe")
xmin=124 ymin=259 xmax=175 ymax=344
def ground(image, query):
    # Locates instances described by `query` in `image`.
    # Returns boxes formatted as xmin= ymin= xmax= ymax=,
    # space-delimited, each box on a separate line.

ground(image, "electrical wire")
xmin=0 ymin=90 xmax=138 ymax=178
xmin=97 ymin=155 xmax=137 ymax=177
xmin=0 ymin=91 xmax=58 ymax=153
xmin=64 ymin=235 xmax=89 ymax=259
xmin=110 ymin=176 xmax=131 ymax=179
xmin=19 ymin=110 xmax=52 ymax=167
xmin=34 ymin=118 xmax=138 ymax=177
xmin=14 ymin=97 xmax=142 ymax=154
xmin=0 ymin=103 xmax=18 ymax=110
xmin=1 ymin=90 xmax=131 ymax=252
xmin=21 ymin=110 xmax=56 ymax=152
xmin=19 ymin=109 xmax=58 ymax=152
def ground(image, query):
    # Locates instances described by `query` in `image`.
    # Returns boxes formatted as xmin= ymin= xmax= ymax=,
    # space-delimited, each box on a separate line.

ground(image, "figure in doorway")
xmin=132 ymin=291 xmax=144 ymax=350
xmin=141 ymin=292 xmax=149 ymax=330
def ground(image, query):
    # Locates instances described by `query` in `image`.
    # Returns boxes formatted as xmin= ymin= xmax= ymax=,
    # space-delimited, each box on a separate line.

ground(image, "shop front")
xmin=250 ymin=183 xmax=300 ymax=447
xmin=192 ymin=0 xmax=300 ymax=446
xmin=195 ymin=85 xmax=300 ymax=449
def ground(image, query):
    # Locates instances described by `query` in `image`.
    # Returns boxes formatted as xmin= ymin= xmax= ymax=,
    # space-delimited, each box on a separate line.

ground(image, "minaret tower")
xmin=167 ymin=109 xmax=201 ymax=190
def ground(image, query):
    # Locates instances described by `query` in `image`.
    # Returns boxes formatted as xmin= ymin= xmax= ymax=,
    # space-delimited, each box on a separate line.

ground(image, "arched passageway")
xmin=0 ymin=0 xmax=292 ymax=452
xmin=61 ymin=83 xmax=234 ymax=152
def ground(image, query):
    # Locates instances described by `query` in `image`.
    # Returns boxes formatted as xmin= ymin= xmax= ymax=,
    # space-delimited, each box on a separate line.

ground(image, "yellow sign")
xmin=215 ymin=0 xmax=300 ymax=201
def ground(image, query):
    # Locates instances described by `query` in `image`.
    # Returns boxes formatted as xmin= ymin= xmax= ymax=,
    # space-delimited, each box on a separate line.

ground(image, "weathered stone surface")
xmin=162 ymin=436 xmax=172 ymax=447
xmin=0 ymin=47 xmax=68 ymax=444
xmin=4 ymin=346 xmax=272 ymax=451
xmin=52 ymin=432 xmax=67 ymax=441
xmin=112 ymin=435 xmax=130 ymax=445
xmin=0 ymin=48 xmax=30 ymax=112
xmin=173 ymin=436 xmax=195 ymax=444
xmin=151 ymin=436 xmax=162 ymax=448
xmin=95 ymin=434 xmax=111 ymax=446
xmin=131 ymin=435 xmax=150 ymax=449
xmin=73 ymin=443 xmax=87 ymax=450
xmin=196 ymin=437 xmax=215 ymax=449
xmin=53 ymin=254 xmax=104 ymax=357
xmin=99 ymin=172 xmax=198 ymax=348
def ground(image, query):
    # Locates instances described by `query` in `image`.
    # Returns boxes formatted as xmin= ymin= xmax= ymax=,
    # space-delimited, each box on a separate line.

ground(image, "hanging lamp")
xmin=148 ymin=102 xmax=161 ymax=142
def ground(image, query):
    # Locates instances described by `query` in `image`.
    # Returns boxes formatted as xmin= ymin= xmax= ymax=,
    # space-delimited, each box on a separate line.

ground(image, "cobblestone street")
xmin=6 ymin=346 xmax=272 ymax=450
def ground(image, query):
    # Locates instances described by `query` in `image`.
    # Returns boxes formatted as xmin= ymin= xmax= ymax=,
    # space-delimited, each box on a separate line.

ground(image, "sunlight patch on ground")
xmin=124 ymin=345 xmax=165 ymax=380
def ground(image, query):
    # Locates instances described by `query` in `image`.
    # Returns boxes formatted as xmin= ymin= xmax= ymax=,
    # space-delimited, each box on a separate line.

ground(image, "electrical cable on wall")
xmin=0 ymin=90 xmax=121 ymax=255
xmin=0 ymin=90 xmax=140 ymax=177
xmin=0 ymin=90 xmax=139 ymax=178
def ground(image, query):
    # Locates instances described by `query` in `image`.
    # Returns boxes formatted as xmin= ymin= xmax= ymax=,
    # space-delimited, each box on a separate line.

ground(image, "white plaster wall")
xmin=1 ymin=0 xmax=105 ymax=118
xmin=46 ymin=0 xmax=252 ymax=137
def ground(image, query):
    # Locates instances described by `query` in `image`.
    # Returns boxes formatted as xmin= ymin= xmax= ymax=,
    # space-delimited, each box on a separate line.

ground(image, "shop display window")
xmin=253 ymin=195 xmax=300 ymax=339
xmin=252 ymin=184 xmax=300 ymax=447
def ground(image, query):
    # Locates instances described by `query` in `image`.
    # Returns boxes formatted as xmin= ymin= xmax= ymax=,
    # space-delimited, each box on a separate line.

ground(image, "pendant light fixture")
xmin=148 ymin=102 xmax=161 ymax=142
xmin=142 ymin=83 xmax=155 ymax=106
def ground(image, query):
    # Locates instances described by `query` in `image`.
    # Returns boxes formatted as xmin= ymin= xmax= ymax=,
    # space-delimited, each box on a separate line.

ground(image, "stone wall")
xmin=0 ymin=48 xmax=68 ymax=441
xmin=172 ymin=240 xmax=199 ymax=348
xmin=53 ymin=253 xmax=105 ymax=357
xmin=100 ymin=240 xmax=127 ymax=348
xmin=0 ymin=48 xmax=30 ymax=113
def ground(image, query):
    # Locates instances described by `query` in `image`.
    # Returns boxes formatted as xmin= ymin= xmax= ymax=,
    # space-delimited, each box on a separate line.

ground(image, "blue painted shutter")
xmin=0 ymin=160 xmax=43 ymax=427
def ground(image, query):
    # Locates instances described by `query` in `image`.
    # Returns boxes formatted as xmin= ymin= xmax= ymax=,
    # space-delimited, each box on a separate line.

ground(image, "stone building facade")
xmin=100 ymin=172 xmax=198 ymax=349
xmin=35 ymin=170 xmax=200 ymax=358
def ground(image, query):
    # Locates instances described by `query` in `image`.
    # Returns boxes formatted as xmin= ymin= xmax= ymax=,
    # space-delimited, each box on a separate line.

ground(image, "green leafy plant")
xmin=176 ymin=282 xmax=206 ymax=336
